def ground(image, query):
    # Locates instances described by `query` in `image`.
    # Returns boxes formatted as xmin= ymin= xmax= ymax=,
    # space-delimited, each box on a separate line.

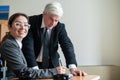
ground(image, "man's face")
xmin=43 ymin=13 xmax=60 ymax=29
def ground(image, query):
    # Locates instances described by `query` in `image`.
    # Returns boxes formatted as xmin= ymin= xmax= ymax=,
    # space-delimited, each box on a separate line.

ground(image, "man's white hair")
xmin=43 ymin=1 xmax=63 ymax=17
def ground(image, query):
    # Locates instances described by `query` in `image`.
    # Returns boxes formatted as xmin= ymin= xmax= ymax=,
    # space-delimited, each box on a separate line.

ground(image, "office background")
xmin=0 ymin=0 xmax=120 ymax=66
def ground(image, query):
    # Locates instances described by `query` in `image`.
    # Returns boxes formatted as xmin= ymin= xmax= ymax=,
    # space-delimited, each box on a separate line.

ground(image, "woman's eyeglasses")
xmin=14 ymin=22 xmax=30 ymax=29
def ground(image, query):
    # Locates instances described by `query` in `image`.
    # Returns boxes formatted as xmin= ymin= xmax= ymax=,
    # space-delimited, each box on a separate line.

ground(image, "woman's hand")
xmin=56 ymin=66 xmax=66 ymax=74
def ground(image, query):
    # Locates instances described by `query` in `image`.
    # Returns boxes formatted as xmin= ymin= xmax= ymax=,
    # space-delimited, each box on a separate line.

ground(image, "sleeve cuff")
xmin=68 ymin=64 xmax=77 ymax=70
xmin=32 ymin=66 xmax=39 ymax=70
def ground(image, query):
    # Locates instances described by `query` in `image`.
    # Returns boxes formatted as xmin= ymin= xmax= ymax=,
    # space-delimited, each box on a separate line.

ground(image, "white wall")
xmin=0 ymin=0 xmax=120 ymax=66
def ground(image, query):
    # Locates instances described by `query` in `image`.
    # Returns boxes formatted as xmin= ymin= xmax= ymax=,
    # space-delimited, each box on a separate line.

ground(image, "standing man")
xmin=22 ymin=1 xmax=86 ymax=76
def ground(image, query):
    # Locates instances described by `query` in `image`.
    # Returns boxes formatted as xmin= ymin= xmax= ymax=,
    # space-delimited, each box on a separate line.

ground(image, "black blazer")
xmin=22 ymin=14 xmax=77 ymax=68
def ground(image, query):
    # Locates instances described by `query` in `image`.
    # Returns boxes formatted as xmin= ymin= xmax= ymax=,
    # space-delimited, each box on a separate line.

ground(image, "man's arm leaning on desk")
xmin=69 ymin=64 xmax=87 ymax=76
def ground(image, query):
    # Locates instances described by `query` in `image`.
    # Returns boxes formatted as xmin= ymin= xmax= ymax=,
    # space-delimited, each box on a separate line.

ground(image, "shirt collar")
xmin=15 ymin=39 xmax=22 ymax=49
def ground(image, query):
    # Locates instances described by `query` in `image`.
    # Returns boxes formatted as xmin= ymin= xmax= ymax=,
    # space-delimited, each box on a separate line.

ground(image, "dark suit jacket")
xmin=0 ymin=35 xmax=58 ymax=79
xmin=22 ymin=14 xmax=77 ymax=68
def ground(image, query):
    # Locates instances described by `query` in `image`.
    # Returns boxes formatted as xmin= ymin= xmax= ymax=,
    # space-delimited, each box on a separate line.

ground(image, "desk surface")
xmin=70 ymin=75 xmax=100 ymax=80
xmin=36 ymin=75 xmax=100 ymax=80
xmin=12 ymin=75 xmax=100 ymax=80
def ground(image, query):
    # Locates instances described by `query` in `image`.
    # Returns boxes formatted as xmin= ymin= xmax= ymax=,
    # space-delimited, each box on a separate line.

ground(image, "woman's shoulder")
xmin=1 ymin=35 xmax=17 ymax=47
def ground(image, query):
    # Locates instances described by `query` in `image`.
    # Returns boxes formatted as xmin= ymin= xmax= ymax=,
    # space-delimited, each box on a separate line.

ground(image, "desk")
xmin=13 ymin=75 xmax=100 ymax=80
xmin=70 ymin=75 xmax=100 ymax=80
xmin=12 ymin=75 xmax=100 ymax=80
xmin=36 ymin=75 xmax=100 ymax=80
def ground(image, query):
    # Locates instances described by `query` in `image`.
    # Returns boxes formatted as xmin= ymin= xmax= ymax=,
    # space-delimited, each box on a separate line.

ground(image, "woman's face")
xmin=9 ymin=16 xmax=30 ymax=41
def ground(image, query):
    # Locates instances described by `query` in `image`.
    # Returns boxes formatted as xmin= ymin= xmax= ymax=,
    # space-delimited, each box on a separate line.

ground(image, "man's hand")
xmin=56 ymin=66 xmax=66 ymax=74
xmin=70 ymin=68 xmax=87 ymax=76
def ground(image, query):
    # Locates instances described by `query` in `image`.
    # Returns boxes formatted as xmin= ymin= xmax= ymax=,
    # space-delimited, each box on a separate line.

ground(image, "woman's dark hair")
xmin=8 ymin=13 xmax=29 ymax=27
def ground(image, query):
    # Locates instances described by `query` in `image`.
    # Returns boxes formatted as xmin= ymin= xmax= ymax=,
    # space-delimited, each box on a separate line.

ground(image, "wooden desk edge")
xmin=12 ymin=75 xmax=100 ymax=80
xmin=70 ymin=75 xmax=100 ymax=80
xmin=91 ymin=75 xmax=100 ymax=80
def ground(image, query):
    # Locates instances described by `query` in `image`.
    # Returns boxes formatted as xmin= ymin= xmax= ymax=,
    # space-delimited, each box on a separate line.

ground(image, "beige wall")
xmin=77 ymin=66 xmax=120 ymax=80
xmin=0 ymin=0 xmax=120 ymax=66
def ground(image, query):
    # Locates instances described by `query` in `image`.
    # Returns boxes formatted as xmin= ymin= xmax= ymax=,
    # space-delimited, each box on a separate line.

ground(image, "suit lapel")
xmin=20 ymin=49 xmax=27 ymax=65
xmin=40 ymin=28 xmax=44 ymax=45
xmin=9 ymin=35 xmax=27 ymax=65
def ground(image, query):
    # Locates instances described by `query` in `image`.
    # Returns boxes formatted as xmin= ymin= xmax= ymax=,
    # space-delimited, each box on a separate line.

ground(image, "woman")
xmin=0 ymin=13 xmax=66 ymax=79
